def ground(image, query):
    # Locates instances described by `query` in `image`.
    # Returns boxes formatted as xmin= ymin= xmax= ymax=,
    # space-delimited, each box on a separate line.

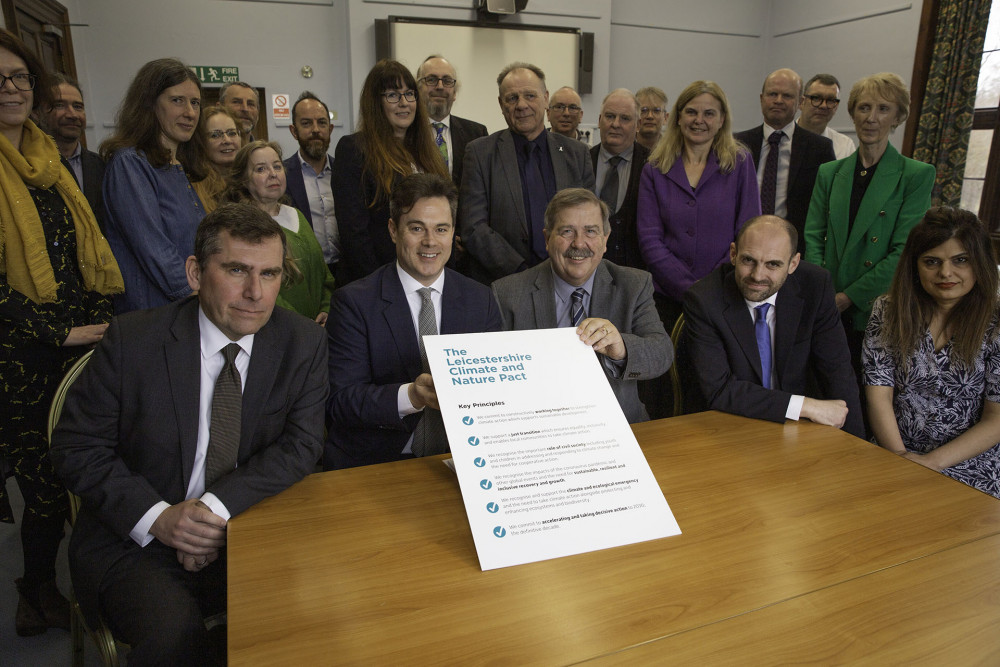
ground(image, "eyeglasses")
xmin=804 ymin=94 xmax=840 ymax=108
xmin=208 ymin=129 xmax=241 ymax=140
xmin=549 ymin=103 xmax=582 ymax=114
xmin=0 ymin=72 xmax=36 ymax=91
xmin=419 ymin=75 xmax=456 ymax=88
xmin=639 ymin=106 xmax=664 ymax=116
xmin=381 ymin=90 xmax=416 ymax=103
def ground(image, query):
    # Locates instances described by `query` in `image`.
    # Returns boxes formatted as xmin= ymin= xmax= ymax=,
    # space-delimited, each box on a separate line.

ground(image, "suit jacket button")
xmin=871 ymin=236 xmax=878 ymax=243
xmin=628 ymin=372 xmax=639 ymax=378
xmin=879 ymin=210 xmax=886 ymax=216
xmin=823 ymin=235 xmax=827 ymax=241
xmin=864 ymin=260 xmax=873 ymax=267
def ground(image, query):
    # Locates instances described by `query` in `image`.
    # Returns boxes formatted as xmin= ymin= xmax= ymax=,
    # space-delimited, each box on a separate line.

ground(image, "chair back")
xmin=47 ymin=350 xmax=93 ymax=524
xmin=669 ymin=314 xmax=685 ymax=417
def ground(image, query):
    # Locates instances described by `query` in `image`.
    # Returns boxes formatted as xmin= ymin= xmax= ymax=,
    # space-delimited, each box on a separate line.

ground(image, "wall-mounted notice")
xmin=425 ymin=327 xmax=681 ymax=571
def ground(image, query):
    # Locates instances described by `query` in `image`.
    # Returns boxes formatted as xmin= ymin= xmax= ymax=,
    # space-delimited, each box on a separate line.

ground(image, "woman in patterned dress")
xmin=0 ymin=29 xmax=122 ymax=635
xmin=863 ymin=207 xmax=1000 ymax=498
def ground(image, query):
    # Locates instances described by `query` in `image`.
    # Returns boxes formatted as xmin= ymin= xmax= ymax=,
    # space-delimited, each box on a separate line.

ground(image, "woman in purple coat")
xmin=637 ymin=80 xmax=760 ymax=326
xmin=636 ymin=80 xmax=760 ymax=417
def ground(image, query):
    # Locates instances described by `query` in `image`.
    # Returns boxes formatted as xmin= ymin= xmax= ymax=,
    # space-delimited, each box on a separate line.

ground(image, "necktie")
xmin=205 ymin=343 xmax=242 ymax=488
xmin=432 ymin=122 xmax=448 ymax=170
xmin=599 ymin=155 xmax=623 ymax=214
xmin=571 ymin=287 xmax=587 ymax=326
xmin=760 ymin=131 xmax=784 ymax=215
xmin=413 ymin=287 xmax=447 ymax=457
xmin=524 ymin=143 xmax=549 ymax=262
xmin=754 ymin=303 xmax=772 ymax=389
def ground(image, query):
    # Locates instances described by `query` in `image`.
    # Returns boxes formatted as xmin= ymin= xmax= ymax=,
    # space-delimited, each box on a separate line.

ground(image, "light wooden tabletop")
xmin=227 ymin=411 xmax=1000 ymax=665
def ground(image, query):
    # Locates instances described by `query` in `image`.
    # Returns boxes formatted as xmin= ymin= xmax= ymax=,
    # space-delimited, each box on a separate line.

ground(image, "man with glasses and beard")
xmin=284 ymin=91 xmax=340 ymax=278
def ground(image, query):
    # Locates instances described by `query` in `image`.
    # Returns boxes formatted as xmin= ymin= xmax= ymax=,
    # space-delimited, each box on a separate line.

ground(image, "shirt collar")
xmin=298 ymin=149 xmax=331 ymax=175
xmin=430 ymin=114 xmax=451 ymax=129
xmin=743 ymin=291 xmax=779 ymax=311
xmin=67 ymin=141 xmax=82 ymax=161
xmin=764 ymin=120 xmax=796 ymax=138
xmin=396 ymin=262 xmax=446 ymax=295
xmin=198 ymin=306 xmax=254 ymax=361
xmin=551 ymin=264 xmax=597 ymax=302
xmin=600 ymin=142 xmax=634 ymax=163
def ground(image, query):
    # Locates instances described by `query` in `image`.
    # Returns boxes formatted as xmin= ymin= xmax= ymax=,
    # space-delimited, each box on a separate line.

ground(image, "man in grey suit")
xmin=460 ymin=61 xmax=595 ymax=284
xmin=491 ymin=188 xmax=671 ymax=423
xmin=51 ymin=204 xmax=328 ymax=665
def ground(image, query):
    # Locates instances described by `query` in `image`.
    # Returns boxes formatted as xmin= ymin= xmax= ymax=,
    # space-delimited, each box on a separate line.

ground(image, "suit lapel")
xmin=530 ymin=263 xmax=558 ymax=328
xmin=721 ymin=277 xmax=765 ymax=384
xmin=589 ymin=261 xmax=614 ymax=319
xmin=440 ymin=269 xmax=464 ymax=334
xmin=788 ymin=125 xmax=806 ymax=191
xmin=497 ymin=130 xmax=528 ymax=234
xmin=165 ymin=299 xmax=202 ymax=493
xmin=846 ymin=145 xmax=903 ymax=248
xmin=380 ymin=266 xmax=423 ymax=379
xmin=547 ymin=132 xmax=574 ymax=190
xmin=773 ymin=275 xmax=803 ymax=387
xmin=241 ymin=317 xmax=282 ymax=458
xmin=825 ymin=154 xmax=855 ymax=263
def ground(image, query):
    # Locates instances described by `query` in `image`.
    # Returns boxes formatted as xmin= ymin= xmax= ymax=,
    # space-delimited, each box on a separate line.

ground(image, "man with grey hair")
xmin=460 ymin=61 xmax=595 ymax=284
xmin=635 ymin=86 xmax=668 ymax=150
xmin=591 ymin=87 xmax=649 ymax=268
xmin=547 ymin=86 xmax=585 ymax=140
xmin=735 ymin=68 xmax=835 ymax=254
xmin=797 ymin=73 xmax=856 ymax=159
xmin=415 ymin=54 xmax=487 ymax=186
xmin=219 ymin=81 xmax=259 ymax=140
xmin=491 ymin=188 xmax=670 ymax=423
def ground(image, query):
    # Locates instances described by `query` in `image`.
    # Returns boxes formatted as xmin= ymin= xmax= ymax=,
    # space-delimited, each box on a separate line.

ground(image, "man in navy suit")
xmin=682 ymin=215 xmax=863 ymax=437
xmin=283 ymin=91 xmax=340 ymax=278
xmin=51 ymin=204 xmax=328 ymax=665
xmin=415 ymin=55 xmax=487 ymax=188
xmin=42 ymin=74 xmax=106 ymax=231
xmin=734 ymin=68 xmax=835 ymax=254
xmin=325 ymin=173 xmax=502 ymax=469
xmin=459 ymin=62 xmax=595 ymax=284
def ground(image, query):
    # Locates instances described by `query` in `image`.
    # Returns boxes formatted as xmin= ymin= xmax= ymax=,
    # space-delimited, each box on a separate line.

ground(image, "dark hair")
xmin=0 ymin=28 xmax=52 ymax=112
xmin=221 ymin=139 xmax=289 ymax=206
xmin=881 ymin=206 xmax=999 ymax=367
xmin=194 ymin=202 xmax=286 ymax=267
xmin=356 ymin=59 xmax=449 ymax=206
xmin=804 ymin=73 xmax=841 ymax=92
xmin=48 ymin=72 xmax=83 ymax=100
xmin=99 ymin=58 xmax=206 ymax=179
xmin=389 ymin=173 xmax=458 ymax=223
xmin=291 ymin=90 xmax=329 ymax=125
xmin=735 ymin=215 xmax=798 ymax=259
xmin=543 ymin=188 xmax=610 ymax=235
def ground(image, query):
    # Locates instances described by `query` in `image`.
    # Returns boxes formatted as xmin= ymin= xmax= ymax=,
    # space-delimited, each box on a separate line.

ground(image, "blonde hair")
xmin=848 ymin=73 xmax=910 ymax=129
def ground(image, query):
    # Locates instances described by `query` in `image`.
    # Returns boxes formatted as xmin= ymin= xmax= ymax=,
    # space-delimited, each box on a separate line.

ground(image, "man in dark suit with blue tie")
xmin=325 ymin=173 xmax=502 ymax=469
xmin=682 ymin=215 xmax=863 ymax=437
xmin=51 ymin=204 xmax=328 ymax=665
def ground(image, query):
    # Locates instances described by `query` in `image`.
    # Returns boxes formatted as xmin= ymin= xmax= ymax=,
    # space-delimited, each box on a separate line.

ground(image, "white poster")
xmin=426 ymin=327 xmax=681 ymax=570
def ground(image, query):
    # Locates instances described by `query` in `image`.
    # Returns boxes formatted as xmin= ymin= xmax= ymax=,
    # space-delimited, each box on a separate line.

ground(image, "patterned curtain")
xmin=912 ymin=0 xmax=991 ymax=206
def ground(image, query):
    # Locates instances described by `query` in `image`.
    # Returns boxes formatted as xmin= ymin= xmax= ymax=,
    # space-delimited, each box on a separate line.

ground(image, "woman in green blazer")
xmin=804 ymin=73 xmax=935 ymax=338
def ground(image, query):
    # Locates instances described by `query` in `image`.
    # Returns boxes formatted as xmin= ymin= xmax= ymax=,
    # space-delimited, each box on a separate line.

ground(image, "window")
xmin=961 ymin=3 xmax=1000 ymax=225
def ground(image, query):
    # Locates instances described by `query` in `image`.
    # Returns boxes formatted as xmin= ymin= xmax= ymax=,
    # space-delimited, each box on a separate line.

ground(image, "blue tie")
xmin=755 ymin=303 xmax=772 ymax=389
xmin=571 ymin=288 xmax=586 ymax=326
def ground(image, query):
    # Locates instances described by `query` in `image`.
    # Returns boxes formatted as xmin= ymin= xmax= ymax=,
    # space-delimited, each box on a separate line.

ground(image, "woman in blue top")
xmin=100 ymin=58 xmax=208 ymax=313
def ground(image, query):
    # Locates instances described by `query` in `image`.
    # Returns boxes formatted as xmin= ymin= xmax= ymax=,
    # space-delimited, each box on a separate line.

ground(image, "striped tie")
xmin=571 ymin=288 xmax=587 ymax=326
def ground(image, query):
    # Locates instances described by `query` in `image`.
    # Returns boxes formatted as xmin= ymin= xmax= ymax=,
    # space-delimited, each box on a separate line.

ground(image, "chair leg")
xmin=71 ymin=599 xmax=85 ymax=667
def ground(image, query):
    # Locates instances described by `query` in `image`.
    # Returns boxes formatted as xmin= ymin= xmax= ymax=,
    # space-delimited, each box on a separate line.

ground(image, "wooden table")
xmin=228 ymin=412 xmax=1000 ymax=665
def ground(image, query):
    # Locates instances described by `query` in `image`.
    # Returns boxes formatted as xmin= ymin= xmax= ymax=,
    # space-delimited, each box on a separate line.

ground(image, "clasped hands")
xmin=150 ymin=498 xmax=227 ymax=572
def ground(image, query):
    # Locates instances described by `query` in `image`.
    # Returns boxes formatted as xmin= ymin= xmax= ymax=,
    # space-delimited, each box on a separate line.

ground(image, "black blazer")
xmin=734 ymin=124 xmax=835 ymax=252
xmin=283 ymin=151 xmax=334 ymax=230
xmin=63 ymin=147 xmax=107 ymax=233
xmin=449 ymin=114 xmax=487 ymax=188
xmin=682 ymin=261 xmax=863 ymax=438
xmin=590 ymin=141 xmax=650 ymax=269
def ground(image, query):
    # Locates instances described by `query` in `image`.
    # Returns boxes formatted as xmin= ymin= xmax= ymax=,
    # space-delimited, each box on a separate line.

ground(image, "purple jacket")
xmin=637 ymin=151 xmax=760 ymax=302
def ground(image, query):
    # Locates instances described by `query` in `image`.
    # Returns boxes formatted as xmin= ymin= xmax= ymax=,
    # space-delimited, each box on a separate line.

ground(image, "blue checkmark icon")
xmin=480 ymin=479 xmax=492 ymax=490
xmin=487 ymin=502 xmax=499 ymax=513
xmin=462 ymin=415 xmax=474 ymax=425
xmin=474 ymin=457 xmax=487 ymax=467
xmin=468 ymin=436 xmax=480 ymax=446
xmin=493 ymin=526 xmax=506 ymax=538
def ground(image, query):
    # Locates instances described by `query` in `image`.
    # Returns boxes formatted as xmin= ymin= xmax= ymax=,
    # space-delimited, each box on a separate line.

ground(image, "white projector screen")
xmin=386 ymin=18 xmax=581 ymax=135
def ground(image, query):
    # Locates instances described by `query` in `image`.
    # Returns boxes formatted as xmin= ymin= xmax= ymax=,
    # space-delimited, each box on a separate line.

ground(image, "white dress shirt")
xmin=756 ymin=120 xmax=795 ymax=219
xmin=742 ymin=292 xmax=804 ymax=421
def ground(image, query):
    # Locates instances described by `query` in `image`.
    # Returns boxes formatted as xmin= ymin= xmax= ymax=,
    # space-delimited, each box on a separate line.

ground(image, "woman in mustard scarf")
xmin=0 ymin=29 xmax=123 ymax=637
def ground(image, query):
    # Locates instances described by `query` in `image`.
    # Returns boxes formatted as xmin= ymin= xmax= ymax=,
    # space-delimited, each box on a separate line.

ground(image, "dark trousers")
xmin=99 ymin=541 xmax=227 ymax=666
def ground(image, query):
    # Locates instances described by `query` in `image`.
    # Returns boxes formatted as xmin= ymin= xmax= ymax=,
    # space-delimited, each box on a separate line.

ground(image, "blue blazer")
xmin=283 ymin=151 xmax=334 ymax=230
xmin=325 ymin=264 xmax=502 ymax=469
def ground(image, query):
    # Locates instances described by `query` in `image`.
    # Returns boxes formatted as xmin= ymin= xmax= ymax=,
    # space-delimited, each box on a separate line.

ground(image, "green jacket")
xmin=803 ymin=143 xmax=935 ymax=331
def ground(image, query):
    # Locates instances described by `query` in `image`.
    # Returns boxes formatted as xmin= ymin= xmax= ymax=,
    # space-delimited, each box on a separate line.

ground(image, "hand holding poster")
xmin=426 ymin=327 xmax=681 ymax=570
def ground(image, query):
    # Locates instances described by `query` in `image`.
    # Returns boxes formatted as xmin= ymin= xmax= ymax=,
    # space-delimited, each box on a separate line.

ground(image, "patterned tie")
xmin=754 ymin=303 xmax=772 ymax=389
xmin=524 ymin=143 xmax=549 ymax=262
xmin=571 ymin=287 xmax=587 ymax=326
xmin=599 ymin=155 xmax=623 ymax=214
xmin=432 ymin=122 xmax=448 ymax=170
xmin=760 ymin=131 xmax=784 ymax=215
xmin=205 ymin=343 xmax=242 ymax=488
xmin=413 ymin=287 xmax=447 ymax=457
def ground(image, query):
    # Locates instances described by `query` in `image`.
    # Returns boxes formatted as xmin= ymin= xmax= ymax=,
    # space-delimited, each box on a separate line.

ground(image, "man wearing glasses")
xmin=547 ymin=86 xmax=585 ymax=141
xmin=415 ymin=55 xmax=487 ymax=187
xmin=797 ymin=73 xmax=857 ymax=160
xmin=635 ymin=86 xmax=669 ymax=151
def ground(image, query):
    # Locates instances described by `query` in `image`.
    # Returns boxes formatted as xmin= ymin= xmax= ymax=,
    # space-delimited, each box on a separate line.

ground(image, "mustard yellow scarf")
xmin=0 ymin=119 xmax=123 ymax=303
